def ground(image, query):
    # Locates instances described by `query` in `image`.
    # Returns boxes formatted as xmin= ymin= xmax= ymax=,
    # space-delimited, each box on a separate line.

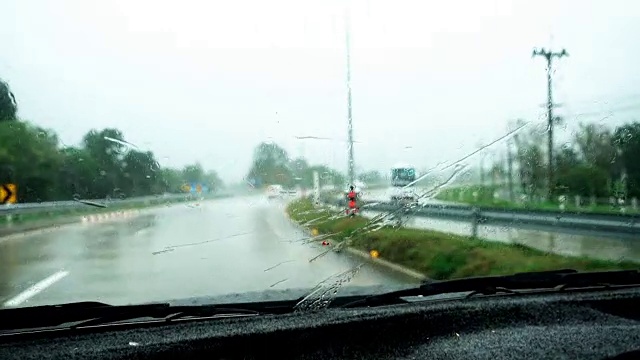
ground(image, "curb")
xmin=284 ymin=201 xmax=428 ymax=282
xmin=3 ymin=206 xmax=155 ymax=240
xmin=0 ymin=197 xmax=224 ymax=240
xmin=81 ymin=209 xmax=140 ymax=223
xmin=342 ymin=247 xmax=427 ymax=281
xmin=0 ymin=209 xmax=145 ymax=241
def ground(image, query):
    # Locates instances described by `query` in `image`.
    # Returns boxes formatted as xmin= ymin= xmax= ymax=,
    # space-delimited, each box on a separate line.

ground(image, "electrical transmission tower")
xmin=532 ymin=47 xmax=568 ymax=199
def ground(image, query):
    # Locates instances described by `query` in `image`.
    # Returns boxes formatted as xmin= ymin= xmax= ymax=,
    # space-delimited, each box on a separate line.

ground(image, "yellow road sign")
xmin=196 ymin=184 xmax=202 ymax=193
xmin=0 ymin=184 xmax=17 ymax=204
xmin=181 ymin=184 xmax=191 ymax=192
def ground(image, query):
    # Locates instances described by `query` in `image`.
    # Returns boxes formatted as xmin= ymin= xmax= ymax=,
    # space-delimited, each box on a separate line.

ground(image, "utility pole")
xmin=345 ymin=9 xmax=355 ymax=188
xmin=532 ymin=47 xmax=568 ymax=199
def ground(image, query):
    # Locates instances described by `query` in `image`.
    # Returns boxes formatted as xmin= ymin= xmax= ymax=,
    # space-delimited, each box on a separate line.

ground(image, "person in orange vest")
xmin=347 ymin=185 xmax=357 ymax=201
xmin=346 ymin=185 xmax=358 ymax=216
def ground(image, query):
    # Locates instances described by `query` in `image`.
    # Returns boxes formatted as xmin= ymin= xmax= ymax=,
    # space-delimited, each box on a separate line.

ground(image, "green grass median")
xmin=287 ymin=198 xmax=637 ymax=281
xmin=436 ymin=185 xmax=639 ymax=215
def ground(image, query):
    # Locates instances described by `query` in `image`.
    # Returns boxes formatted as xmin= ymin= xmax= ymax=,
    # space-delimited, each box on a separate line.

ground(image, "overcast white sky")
xmin=1 ymin=0 xmax=639 ymax=183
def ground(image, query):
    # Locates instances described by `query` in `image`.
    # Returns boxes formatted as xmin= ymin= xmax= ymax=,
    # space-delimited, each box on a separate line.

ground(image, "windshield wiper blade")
xmin=0 ymin=298 xmax=307 ymax=333
xmin=63 ymin=305 xmax=264 ymax=330
xmin=339 ymin=269 xmax=640 ymax=308
xmin=0 ymin=301 xmax=171 ymax=331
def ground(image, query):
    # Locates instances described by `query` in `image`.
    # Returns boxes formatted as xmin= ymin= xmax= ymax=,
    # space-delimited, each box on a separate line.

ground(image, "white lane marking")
xmin=3 ymin=270 xmax=69 ymax=307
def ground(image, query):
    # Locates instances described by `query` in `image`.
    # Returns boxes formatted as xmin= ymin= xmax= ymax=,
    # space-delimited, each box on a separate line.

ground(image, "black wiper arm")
xmin=0 ymin=301 xmax=170 ymax=331
xmin=339 ymin=269 xmax=640 ymax=308
xmin=65 ymin=305 xmax=263 ymax=330
xmin=0 ymin=298 xmax=303 ymax=332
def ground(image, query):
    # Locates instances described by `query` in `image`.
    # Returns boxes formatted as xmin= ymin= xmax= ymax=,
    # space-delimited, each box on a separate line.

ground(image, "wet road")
xmin=0 ymin=195 xmax=411 ymax=308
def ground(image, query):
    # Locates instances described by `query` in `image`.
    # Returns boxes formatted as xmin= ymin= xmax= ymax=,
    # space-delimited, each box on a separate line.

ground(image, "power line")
xmin=532 ymin=47 xmax=568 ymax=199
xmin=565 ymin=103 xmax=640 ymax=118
xmin=562 ymin=93 xmax=640 ymax=106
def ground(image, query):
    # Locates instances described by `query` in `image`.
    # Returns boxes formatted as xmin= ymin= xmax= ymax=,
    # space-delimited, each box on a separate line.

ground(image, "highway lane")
xmin=0 ymin=195 xmax=413 ymax=308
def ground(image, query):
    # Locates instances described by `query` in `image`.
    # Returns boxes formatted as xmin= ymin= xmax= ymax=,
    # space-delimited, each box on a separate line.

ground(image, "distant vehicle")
xmin=388 ymin=163 xmax=418 ymax=204
xmin=266 ymin=184 xmax=284 ymax=199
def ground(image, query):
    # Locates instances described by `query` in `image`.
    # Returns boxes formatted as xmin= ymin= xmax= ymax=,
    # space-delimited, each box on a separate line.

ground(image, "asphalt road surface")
xmin=0 ymin=195 xmax=411 ymax=308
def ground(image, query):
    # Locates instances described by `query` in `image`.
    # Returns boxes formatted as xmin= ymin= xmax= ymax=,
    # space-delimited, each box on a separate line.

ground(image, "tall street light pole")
xmin=532 ymin=47 xmax=568 ymax=199
xmin=345 ymin=9 xmax=355 ymax=188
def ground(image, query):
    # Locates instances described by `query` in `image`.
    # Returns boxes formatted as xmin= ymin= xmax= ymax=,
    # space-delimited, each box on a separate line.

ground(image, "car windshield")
xmin=0 ymin=0 xmax=638 ymax=313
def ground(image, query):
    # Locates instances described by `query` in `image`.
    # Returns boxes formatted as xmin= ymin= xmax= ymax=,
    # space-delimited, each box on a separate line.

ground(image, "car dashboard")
xmin=1 ymin=286 xmax=639 ymax=360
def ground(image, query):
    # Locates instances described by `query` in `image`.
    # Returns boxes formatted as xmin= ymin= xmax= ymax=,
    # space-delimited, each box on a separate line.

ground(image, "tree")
xmin=0 ymin=110 xmax=223 ymax=201
xmin=57 ymin=147 xmax=100 ymax=199
xmin=122 ymin=150 xmax=160 ymax=196
xmin=158 ymin=168 xmax=184 ymax=193
xmin=290 ymin=157 xmax=309 ymax=186
xmin=82 ymin=128 xmax=128 ymax=197
xmin=0 ymin=121 xmax=62 ymax=201
xmin=182 ymin=163 xmax=205 ymax=184
xmin=613 ymin=122 xmax=640 ymax=198
xmin=0 ymin=78 xmax=17 ymax=122
xmin=554 ymin=145 xmax=582 ymax=195
xmin=512 ymin=121 xmax=547 ymax=200
xmin=563 ymin=165 xmax=608 ymax=198
xmin=555 ymin=146 xmax=581 ymax=172
xmin=246 ymin=142 xmax=293 ymax=187
xmin=573 ymin=123 xmax=616 ymax=177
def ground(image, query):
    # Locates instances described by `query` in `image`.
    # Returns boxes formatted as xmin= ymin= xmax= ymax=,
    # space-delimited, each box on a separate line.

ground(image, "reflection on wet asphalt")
xmin=0 ymin=196 xmax=411 ymax=308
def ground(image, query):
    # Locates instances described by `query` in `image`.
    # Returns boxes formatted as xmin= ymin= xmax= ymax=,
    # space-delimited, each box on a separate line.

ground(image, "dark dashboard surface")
xmin=1 ymin=286 xmax=639 ymax=360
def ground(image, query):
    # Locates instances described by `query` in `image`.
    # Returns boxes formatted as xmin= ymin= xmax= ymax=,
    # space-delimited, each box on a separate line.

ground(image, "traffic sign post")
xmin=0 ymin=184 xmax=17 ymax=204
xmin=188 ymin=183 xmax=204 ymax=194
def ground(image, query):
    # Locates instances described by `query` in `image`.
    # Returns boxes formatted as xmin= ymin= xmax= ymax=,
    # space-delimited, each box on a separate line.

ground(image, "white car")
xmin=266 ymin=185 xmax=284 ymax=199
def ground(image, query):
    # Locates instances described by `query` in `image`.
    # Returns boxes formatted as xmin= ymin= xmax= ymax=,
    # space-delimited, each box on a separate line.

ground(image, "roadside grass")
xmin=287 ymin=198 xmax=637 ymax=281
xmin=436 ymin=185 xmax=639 ymax=215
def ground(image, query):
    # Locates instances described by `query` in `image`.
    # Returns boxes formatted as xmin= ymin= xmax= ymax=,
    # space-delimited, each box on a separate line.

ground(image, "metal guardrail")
xmin=0 ymin=193 xmax=231 ymax=216
xmin=325 ymin=197 xmax=640 ymax=239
